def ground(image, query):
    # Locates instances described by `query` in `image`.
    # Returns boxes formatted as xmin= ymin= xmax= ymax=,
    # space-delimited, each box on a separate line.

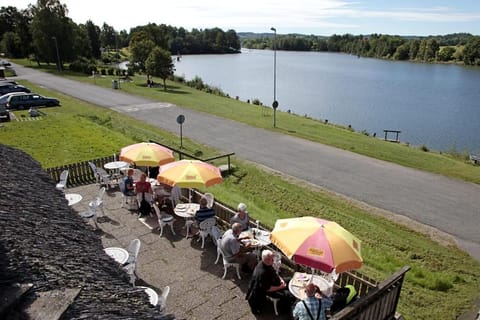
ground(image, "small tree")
xmin=145 ymin=46 xmax=174 ymax=91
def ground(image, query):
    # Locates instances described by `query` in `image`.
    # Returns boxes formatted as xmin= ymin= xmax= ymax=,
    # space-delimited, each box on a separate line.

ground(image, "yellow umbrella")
xmin=270 ymin=216 xmax=362 ymax=273
xmin=119 ymin=142 xmax=174 ymax=167
xmin=157 ymin=160 xmax=223 ymax=188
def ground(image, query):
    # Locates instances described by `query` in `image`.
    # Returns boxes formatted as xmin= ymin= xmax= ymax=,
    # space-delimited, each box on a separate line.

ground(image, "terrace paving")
xmin=69 ymin=183 xmax=290 ymax=320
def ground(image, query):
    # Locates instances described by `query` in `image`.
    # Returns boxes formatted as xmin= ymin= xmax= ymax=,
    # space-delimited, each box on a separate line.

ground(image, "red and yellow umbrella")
xmin=270 ymin=216 xmax=362 ymax=273
xmin=120 ymin=142 xmax=174 ymax=167
xmin=157 ymin=160 xmax=223 ymax=188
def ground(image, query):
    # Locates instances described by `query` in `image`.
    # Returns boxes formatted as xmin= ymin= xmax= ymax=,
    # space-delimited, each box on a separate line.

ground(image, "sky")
xmin=6 ymin=0 xmax=480 ymax=36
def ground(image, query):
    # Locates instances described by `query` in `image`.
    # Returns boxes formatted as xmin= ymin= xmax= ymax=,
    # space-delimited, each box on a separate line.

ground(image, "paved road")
xmin=14 ymin=64 xmax=480 ymax=260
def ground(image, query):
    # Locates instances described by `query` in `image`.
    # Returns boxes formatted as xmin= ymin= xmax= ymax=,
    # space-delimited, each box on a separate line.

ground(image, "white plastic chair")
xmin=215 ymin=238 xmax=241 ymax=280
xmin=158 ymin=285 xmax=170 ymax=312
xmin=267 ymin=296 xmax=280 ymax=316
xmin=203 ymin=193 xmax=214 ymax=208
xmin=125 ymin=262 xmax=136 ymax=286
xmin=198 ymin=217 xmax=216 ymax=248
xmin=97 ymin=168 xmax=115 ymax=189
xmin=125 ymin=238 xmax=141 ymax=266
xmin=79 ymin=208 xmax=98 ymax=229
xmin=169 ymin=185 xmax=181 ymax=207
xmin=55 ymin=170 xmax=69 ymax=191
xmin=152 ymin=203 xmax=176 ymax=237
xmin=88 ymin=161 xmax=100 ymax=184
xmin=273 ymin=251 xmax=282 ymax=273
xmin=89 ymin=187 xmax=106 ymax=215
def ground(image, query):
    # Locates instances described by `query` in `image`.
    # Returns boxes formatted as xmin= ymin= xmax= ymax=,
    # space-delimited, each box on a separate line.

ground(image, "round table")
xmin=65 ymin=193 xmax=82 ymax=206
xmin=136 ymin=286 xmax=159 ymax=306
xmin=104 ymin=161 xmax=130 ymax=170
xmin=174 ymin=203 xmax=199 ymax=219
xmin=104 ymin=247 xmax=129 ymax=264
xmin=174 ymin=203 xmax=200 ymax=238
xmin=288 ymin=272 xmax=334 ymax=300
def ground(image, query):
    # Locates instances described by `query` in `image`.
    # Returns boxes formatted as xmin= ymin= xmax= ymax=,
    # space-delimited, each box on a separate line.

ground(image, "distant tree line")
xmin=242 ymin=33 xmax=480 ymax=66
xmin=0 ymin=0 xmax=241 ymax=68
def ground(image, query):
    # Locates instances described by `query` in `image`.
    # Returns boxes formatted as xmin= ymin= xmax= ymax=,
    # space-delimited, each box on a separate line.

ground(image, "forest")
xmin=0 ymin=0 xmax=241 ymax=69
xmin=241 ymin=32 xmax=480 ymax=65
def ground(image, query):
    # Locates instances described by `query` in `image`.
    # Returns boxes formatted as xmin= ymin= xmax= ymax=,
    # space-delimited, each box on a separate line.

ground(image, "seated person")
xmin=330 ymin=284 xmax=357 ymax=314
xmin=246 ymin=249 xmax=294 ymax=315
xmin=292 ymin=283 xmax=331 ymax=320
xmin=194 ymin=196 xmax=216 ymax=224
xmin=123 ymin=169 xmax=135 ymax=196
xmin=230 ymin=202 xmax=250 ymax=231
xmin=220 ymin=222 xmax=257 ymax=272
xmin=135 ymin=173 xmax=153 ymax=216
xmin=135 ymin=173 xmax=152 ymax=195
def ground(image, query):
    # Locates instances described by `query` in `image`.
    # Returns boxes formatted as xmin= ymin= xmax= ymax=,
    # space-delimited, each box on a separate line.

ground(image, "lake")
xmin=173 ymin=49 xmax=480 ymax=154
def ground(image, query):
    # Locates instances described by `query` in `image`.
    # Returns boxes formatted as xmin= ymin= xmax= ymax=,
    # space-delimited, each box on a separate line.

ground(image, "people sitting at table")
xmin=230 ymin=202 xmax=250 ymax=231
xmin=123 ymin=169 xmax=135 ymax=196
xmin=135 ymin=173 xmax=153 ymax=217
xmin=194 ymin=196 xmax=216 ymax=224
xmin=246 ymin=249 xmax=295 ymax=315
xmin=292 ymin=283 xmax=331 ymax=320
xmin=220 ymin=222 xmax=257 ymax=273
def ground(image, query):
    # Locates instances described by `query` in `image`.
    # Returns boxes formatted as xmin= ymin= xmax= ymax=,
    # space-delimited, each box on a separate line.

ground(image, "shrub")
xmin=107 ymin=68 xmax=114 ymax=76
xmin=252 ymin=98 xmax=262 ymax=105
xmin=100 ymin=69 xmax=106 ymax=75
xmin=420 ymin=144 xmax=429 ymax=152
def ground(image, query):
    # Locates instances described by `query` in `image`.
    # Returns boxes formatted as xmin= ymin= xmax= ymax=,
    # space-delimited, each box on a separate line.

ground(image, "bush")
xmin=100 ymin=69 xmax=106 ymax=75
xmin=420 ymin=144 xmax=429 ymax=152
xmin=107 ymin=68 xmax=114 ymax=76
xmin=252 ymin=98 xmax=262 ymax=105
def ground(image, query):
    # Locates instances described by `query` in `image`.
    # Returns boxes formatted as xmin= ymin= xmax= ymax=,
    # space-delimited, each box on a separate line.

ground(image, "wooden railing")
xmin=46 ymin=155 xmax=115 ymax=187
xmin=331 ymin=266 xmax=411 ymax=320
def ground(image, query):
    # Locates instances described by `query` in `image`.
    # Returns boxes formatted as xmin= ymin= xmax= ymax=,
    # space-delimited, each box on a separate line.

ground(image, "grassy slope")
xmin=2 ymin=73 xmax=480 ymax=319
xmin=85 ymin=76 xmax=480 ymax=185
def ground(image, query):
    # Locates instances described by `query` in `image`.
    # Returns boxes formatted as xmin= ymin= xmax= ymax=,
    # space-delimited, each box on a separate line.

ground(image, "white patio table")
xmin=104 ymin=247 xmax=129 ymax=264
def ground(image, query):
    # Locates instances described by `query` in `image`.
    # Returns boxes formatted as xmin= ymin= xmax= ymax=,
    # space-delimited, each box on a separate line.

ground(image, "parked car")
xmin=6 ymin=93 xmax=60 ymax=110
xmin=0 ymin=83 xmax=30 ymax=95
xmin=0 ymin=92 xmax=25 ymax=107
xmin=0 ymin=105 xmax=10 ymax=122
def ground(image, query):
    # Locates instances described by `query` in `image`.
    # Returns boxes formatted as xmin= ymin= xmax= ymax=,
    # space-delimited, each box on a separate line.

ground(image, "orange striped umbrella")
xmin=270 ymin=216 xmax=362 ymax=273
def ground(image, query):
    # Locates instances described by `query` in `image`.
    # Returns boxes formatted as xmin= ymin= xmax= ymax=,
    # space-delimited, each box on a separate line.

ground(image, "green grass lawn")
xmin=2 ymin=70 xmax=480 ymax=319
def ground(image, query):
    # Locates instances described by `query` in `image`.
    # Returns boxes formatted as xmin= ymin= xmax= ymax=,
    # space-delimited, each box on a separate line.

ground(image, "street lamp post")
xmin=270 ymin=27 xmax=278 ymax=128
xmin=52 ymin=36 xmax=61 ymax=72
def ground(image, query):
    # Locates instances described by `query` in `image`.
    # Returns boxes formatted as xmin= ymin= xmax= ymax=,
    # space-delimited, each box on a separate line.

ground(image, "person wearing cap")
xmin=230 ymin=202 xmax=250 ymax=231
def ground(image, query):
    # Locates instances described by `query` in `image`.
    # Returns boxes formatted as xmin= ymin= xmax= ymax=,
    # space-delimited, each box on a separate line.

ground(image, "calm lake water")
xmin=174 ymin=49 xmax=480 ymax=154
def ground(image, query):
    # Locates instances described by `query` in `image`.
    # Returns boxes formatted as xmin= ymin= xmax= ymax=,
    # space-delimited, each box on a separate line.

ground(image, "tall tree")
xmin=0 ymin=6 xmax=32 ymax=57
xmin=85 ymin=20 xmax=101 ymax=58
xmin=100 ymin=22 xmax=116 ymax=49
xmin=145 ymin=46 xmax=174 ymax=91
xmin=129 ymin=31 xmax=155 ymax=74
xmin=30 ymin=0 xmax=75 ymax=67
xmin=463 ymin=36 xmax=480 ymax=65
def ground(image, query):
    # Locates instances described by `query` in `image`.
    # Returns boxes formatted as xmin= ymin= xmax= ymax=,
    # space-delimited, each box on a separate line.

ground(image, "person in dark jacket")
xmin=246 ymin=249 xmax=293 ymax=315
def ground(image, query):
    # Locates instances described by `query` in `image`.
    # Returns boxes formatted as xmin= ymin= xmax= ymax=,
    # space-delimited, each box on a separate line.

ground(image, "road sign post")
xmin=176 ymin=114 xmax=185 ymax=148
